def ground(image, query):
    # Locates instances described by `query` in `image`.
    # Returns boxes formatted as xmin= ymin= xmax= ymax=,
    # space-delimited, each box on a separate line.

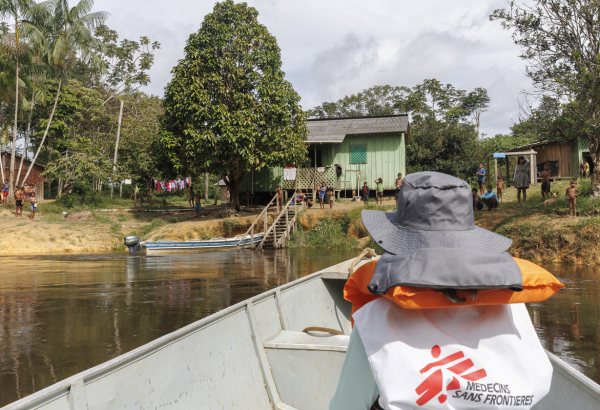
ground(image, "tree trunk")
xmin=111 ymin=100 xmax=124 ymax=199
xmin=225 ymin=172 xmax=245 ymax=212
xmin=57 ymin=178 xmax=63 ymax=197
xmin=23 ymin=76 xmax=63 ymax=183
xmin=16 ymin=100 xmax=35 ymax=187
xmin=119 ymin=182 xmax=123 ymax=198
xmin=0 ymin=150 xmax=5 ymax=182
xmin=589 ymin=133 xmax=600 ymax=197
xmin=214 ymin=174 xmax=221 ymax=205
xmin=9 ymin=46 xmax=19 ymax=198
xmin=205 ymin=172 xmax=209 ymax=201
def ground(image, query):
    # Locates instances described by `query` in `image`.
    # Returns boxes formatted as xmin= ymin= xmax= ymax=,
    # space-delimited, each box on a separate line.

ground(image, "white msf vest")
xmin=353 ymin=299 xmax=552 ymax=410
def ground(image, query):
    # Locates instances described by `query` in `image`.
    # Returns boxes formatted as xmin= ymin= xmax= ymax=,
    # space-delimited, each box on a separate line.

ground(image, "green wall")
xmin=572 ymin=137 xmax=590 ymax=176
xmin=239 ymin=132 xmax=406 ymax=193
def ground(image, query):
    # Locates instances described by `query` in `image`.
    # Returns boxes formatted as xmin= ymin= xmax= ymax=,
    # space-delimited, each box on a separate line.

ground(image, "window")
xmin=350 ymin=144 xmax=367 ymax=164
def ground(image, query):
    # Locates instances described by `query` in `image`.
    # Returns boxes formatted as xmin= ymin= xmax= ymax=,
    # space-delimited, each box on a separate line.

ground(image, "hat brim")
xmin=361 ymin=210 xmax=512 ymax=255
xmin=367 ymin=249 xmax=522 ymax=296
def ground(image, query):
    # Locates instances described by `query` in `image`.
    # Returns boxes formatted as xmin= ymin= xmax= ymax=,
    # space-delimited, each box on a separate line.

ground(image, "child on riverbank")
xmin=14 ymin=186 xmax=23 ymax=217
xmin=541 ymin=162 xmax=552 ymax=201
xmin=195 ymin=190 xmax=202 ymax=218
xmin=481 ymin=184 xmax=499 ymax=212
xmin=566 ymin=180 xmax=581 ymax=217
xmin=395 ymin=173 xmax=403 ymax=205
xmin=188 ymin=185 xmax=194 ymax=207
xmin=374 ymin=178 xmax=383 ymax=205
xmin=28 ymin=192 xmax=37 ymax=220
xmin=361 ymin=182 xmax=369 ymax=206
xmin=496 ymin=176 xmax=505 ymax=202
xmin=2 ymin=179 xmax=8 ymax=204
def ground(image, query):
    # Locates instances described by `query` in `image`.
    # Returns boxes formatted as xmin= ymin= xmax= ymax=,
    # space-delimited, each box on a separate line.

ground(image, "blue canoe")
xmin=142 ymin=233 xmax=264 ymax=254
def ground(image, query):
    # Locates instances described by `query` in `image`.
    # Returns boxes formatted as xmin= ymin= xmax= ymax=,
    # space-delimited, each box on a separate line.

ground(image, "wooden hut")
xmin=507 ymin=138 xmax=591 ymax=180
xmin=1 ymin=151 xmax=45 ymax=200
xmin=239 ymin=115 xmax=409 ymax=198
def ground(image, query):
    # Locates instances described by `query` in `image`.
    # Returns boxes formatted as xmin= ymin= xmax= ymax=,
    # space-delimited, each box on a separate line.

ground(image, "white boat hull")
xmin=3 ymin=259 xmax=599 ymax=410
xmin=143 ymin=234 xmax=264 ymax=254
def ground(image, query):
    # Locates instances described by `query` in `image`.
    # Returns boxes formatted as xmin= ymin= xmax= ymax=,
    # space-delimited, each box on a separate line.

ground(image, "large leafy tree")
xmin=160 ymin=0 xmax=308 ymax=211
xmin=491 ymin=0 xmax=600 ymax=196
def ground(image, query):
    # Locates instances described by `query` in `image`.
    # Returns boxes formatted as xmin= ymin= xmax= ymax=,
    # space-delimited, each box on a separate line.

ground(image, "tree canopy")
xmin=491 ymin=0 xmax=600 ymax=195
xmin=160 ymin=0 xmax=308 ymax=210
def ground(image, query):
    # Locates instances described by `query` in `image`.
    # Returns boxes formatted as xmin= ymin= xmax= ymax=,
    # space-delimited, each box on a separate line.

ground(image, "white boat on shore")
xmin=141 ymin=233 xmax=264 ymax=254
xmin=3 ymin=257 xmax=600 ymax=410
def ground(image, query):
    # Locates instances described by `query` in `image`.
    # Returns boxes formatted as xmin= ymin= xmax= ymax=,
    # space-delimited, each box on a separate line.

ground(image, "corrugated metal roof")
xmin=307 ymin=115 xmax=409 ymax=143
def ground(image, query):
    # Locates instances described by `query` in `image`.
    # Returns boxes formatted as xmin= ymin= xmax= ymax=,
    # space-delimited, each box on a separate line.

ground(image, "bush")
xmin=289 ymin=217 xmax=357 ymax=250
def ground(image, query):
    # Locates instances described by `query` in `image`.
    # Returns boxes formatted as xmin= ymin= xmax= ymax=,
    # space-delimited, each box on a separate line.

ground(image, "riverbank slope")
xmin=2 ymin=179 xmax=600 ymax=264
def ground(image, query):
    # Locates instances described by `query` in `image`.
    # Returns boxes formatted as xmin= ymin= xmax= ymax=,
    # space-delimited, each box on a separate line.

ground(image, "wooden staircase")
xmin=237 ymin=194 xmax=305 ymax=250
xmin=259 ymin=199 xmax=304 ymax=249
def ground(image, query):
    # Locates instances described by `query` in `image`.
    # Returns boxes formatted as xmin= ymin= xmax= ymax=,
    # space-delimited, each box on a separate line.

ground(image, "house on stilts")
xmin=239 ymin=115 xmax=410 ymax=201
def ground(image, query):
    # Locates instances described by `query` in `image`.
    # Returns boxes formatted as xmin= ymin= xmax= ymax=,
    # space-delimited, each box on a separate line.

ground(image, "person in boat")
xmin=330 ymin=171 xmax=561 ymax=410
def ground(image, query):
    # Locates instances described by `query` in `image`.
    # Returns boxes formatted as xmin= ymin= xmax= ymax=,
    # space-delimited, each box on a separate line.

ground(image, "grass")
xmin=138 ymin=219 xmax=166 ymax=238
xmin=289 ymin=216 xmax=357 ymax=250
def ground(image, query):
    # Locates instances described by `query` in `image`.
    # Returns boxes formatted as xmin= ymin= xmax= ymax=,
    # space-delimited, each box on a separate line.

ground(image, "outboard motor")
xmin=124 ymin=236 xmax=141 ymax=256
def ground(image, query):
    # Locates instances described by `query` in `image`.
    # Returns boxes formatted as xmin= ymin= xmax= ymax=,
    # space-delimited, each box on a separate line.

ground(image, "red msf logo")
xmin=415 ymin=345 xmax=487 ymax=406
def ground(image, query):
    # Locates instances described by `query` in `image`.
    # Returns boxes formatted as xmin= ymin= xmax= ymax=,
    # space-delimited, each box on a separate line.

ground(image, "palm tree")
xmin=22 ymin=0 xmax=108 ymax=183
xmin=15 ymin=62 xmax=45 ymax=185
xmin=0 ymin=0 xmax=35 ymax=197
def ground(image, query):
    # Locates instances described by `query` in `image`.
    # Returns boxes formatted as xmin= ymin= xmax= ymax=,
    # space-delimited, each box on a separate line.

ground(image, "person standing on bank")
xmin=540 ymin=162 xmax=552 ymax=201
xmin=395 ymin=173 xmax=403 ymax=205
xmin=276 ymin=185 xmax=284 ymax=213
xmin=582 ymin=160 xmax=590 ymax=179
xmin=476 ymin=163 xmax=486 ymax=195
xmin=329 ymin=172 xmax=562 ymax=410
xmin=319 ymin=182 xmax=326 ymax=209
xmin=514 ymin=156 xmax=530 ymax=207
xmin=374 ymin=178 xmax=384 ymax=205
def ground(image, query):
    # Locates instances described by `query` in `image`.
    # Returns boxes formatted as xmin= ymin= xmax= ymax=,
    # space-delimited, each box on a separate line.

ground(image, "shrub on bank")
xmin=290 ymin=205 xmax=395 ymax=251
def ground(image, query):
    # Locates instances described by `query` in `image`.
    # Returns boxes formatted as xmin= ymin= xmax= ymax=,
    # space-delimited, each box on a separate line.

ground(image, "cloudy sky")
xmin=96 ymin=0 xmax=533 ymax=137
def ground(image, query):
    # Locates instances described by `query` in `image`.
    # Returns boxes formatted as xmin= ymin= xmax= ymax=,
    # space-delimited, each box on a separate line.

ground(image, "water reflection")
xmin=526 ymin=263 xmax=600 ymax=384
xmin=1 ymin=253 xmax=599 ymax=406
xmin=0 ymin=249 xmax=353 ymax=406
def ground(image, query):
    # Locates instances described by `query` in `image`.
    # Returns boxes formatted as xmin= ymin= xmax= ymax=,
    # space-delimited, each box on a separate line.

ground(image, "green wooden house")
xmin=239 ymin=115 xmax=409 ymax=197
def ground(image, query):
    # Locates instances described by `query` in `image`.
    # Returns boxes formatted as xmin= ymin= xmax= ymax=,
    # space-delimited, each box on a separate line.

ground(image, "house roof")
xmin=1 ymin=151 xmax=45 ymax=170
xmin=307 ymin=114 xmax=409 ymax=143
xmin=507 ymin=139 xmax=572 ymax=153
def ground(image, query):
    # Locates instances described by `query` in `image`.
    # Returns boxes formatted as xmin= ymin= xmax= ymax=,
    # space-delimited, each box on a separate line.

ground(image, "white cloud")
xmin=94 ymin=0 xmax=532 ymax=136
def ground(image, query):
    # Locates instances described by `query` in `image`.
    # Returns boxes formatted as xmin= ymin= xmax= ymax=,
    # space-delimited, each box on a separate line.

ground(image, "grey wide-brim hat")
xmin=361 ymin=171 xmax=521 ymax=294
xmin=362 ymin=172 xmax=512 ymax=254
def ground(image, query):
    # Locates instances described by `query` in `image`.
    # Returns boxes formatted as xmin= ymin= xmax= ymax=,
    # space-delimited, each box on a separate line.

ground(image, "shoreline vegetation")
xmin=1 ymin=177 xmax=600 ymax=264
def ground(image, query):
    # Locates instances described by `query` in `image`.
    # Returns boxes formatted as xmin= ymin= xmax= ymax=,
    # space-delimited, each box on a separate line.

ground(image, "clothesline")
xmin=154 ymin=177 xmax=191 ymax=193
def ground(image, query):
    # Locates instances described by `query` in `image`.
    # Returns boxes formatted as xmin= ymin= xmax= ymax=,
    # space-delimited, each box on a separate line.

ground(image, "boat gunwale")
xmin=1 ymin=267 xmax=329 ymax=410
xmin=545 ymin=351 xmax=600 ymax=398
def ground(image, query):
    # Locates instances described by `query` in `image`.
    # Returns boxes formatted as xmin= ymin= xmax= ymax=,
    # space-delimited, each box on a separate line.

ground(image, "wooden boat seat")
xmin=263 ymin=330 xmax=349 ymax=410
xmin=263 ymin=330 xmax=349 ymax=352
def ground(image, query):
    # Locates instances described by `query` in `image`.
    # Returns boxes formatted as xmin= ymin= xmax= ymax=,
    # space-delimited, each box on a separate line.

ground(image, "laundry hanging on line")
xmin=283 ymin=168 xmax=297 ymax=181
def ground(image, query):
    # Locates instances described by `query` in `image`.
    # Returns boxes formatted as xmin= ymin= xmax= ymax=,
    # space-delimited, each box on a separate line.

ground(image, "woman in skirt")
xmin=513 ymin=156 xmax=530 ymax=207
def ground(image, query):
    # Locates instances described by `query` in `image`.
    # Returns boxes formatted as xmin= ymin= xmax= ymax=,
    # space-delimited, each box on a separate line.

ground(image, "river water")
xmin=0 ymin=250 xmax=598 ymax=406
